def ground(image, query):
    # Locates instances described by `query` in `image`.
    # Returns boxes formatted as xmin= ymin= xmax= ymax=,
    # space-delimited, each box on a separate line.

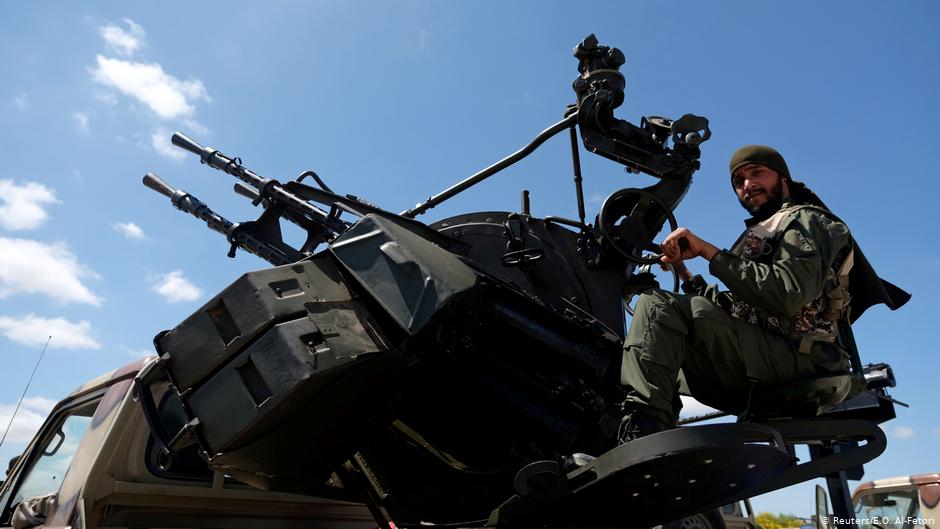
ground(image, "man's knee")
xmin=688 ymin=296 xmax=736 ymax=340
xmin=636 ymin=288 xmax=684 ymax=305
xmin=633 ymin=289 xmax=692 ymax=334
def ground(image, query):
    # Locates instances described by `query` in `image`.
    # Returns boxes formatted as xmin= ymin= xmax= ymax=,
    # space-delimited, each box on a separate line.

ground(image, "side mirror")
xmin=816 ymin=484 xmax=831 ymax=529
xmin=7 ymin=455 xmax=20 ymax=476
xmin=42 ymin=429 xmax=65 ymax=457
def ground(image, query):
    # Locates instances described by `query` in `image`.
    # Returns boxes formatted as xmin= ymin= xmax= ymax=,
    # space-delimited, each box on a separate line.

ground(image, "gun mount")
xmin=135 ymin=35 xmax=899 ymax=529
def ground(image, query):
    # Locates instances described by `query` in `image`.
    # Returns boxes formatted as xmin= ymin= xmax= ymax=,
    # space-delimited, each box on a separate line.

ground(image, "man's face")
xmin=732 ymin=164 xmax=789 ymax=215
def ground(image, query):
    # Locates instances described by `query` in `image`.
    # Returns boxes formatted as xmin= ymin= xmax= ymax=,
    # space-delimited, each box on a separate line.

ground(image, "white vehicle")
xmin=816 ymin=474 xmax=939 ymax=529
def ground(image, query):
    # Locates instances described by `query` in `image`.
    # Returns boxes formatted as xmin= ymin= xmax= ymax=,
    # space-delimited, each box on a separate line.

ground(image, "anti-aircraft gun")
xmin=135 ymin=35 xmax=905 ymax=529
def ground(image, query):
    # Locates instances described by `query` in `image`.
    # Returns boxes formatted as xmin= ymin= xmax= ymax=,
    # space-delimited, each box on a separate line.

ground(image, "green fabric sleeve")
xmin=708 ymin=210 xmax=851 ymax=317
xmin=679 ymin=274 xmax=738 ymax=314
xmin=681 ymin=274 xmax=724 ymax=303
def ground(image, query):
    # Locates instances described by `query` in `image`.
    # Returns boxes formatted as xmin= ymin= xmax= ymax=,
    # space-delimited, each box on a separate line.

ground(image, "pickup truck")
xmin=0 ymin=357 xmax=376 ymax=529
xmin=850 ymin=474 xmax=938 ymax=529
xmin=1 ymin=356 xmax=765 ymax=529
xmin=814 ymin=474 xmax=939 ymax=529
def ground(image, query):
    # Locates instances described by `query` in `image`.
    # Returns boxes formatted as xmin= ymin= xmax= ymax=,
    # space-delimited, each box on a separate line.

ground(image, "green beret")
xmin=729 ymin=145 xmax=791 ymax=181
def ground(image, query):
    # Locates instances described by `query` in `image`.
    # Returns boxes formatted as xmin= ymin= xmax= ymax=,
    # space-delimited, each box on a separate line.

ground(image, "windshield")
xmin=9 ymin=399 xmax=99 ymax=506
xmin=855 ymin=489 xmax=923 ymax=529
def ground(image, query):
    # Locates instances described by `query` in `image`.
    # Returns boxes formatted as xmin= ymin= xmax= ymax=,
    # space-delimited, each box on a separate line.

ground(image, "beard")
xmin=738 ymin=177 xmax=785 ymax=221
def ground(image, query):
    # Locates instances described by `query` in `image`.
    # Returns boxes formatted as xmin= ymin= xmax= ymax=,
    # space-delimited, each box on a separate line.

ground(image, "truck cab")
xmin=851 ymin=474 xmax=939 ymax=529
xmin=0 ymin=357 xmax=375 ymax=529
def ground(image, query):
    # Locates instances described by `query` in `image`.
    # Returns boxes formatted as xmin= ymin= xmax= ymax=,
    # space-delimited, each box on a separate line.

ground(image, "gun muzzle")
xmin=171 ymin=132 xmax=205 ymax=157
xmin=143 ymin=172 xmax=175 ymax=199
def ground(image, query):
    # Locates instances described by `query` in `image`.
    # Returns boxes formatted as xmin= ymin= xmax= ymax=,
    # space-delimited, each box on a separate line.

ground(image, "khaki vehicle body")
xmin=0 ymin=356 xmax=761 ymax=529
xmin=0 ymin=357 xmax=375 ymax=529
xmin=851 ymin=474 xmax=940 ymax=529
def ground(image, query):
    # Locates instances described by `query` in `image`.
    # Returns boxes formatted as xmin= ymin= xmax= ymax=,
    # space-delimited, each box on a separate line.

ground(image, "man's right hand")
xmin=660 ymin=228 xmax=719 ymax=264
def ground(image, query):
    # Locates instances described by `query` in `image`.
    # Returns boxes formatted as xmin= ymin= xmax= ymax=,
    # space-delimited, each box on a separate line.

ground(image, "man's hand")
xmin=660 ymin=228 xmax=719 ymax=264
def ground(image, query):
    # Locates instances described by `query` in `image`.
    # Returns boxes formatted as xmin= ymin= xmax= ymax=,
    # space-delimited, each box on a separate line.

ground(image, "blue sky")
xmin=0 ymin=0 xmax=937 ymax=517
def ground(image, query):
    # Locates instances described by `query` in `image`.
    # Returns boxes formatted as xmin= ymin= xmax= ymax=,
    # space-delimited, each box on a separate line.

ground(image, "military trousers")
xmin=620 ymin=289 xmax=817 ymax=425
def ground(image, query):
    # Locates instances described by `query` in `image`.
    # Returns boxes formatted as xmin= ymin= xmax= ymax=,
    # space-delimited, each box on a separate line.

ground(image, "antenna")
xmin=0 ymin=336 xmax=52 ymax=447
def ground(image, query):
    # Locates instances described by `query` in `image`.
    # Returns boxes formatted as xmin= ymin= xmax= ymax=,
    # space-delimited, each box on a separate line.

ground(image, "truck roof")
xmin=65 ymin=356 xmax=152 ymax=402
xmin=853 ymin=473 xmax=940 ymax=496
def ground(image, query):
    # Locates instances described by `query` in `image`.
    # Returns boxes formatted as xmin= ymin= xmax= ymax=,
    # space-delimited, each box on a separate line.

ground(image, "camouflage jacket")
xmin=691 ymin=199 xmax=853 ymax=352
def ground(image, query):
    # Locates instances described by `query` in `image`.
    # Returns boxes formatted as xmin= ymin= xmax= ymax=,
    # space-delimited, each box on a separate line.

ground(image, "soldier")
xmin=617 ymin=145 xmax=859 ymax=441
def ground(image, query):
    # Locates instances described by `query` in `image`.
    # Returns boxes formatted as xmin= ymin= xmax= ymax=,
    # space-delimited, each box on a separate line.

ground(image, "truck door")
xmin=0 ymin=395 xmax=102 ymax=527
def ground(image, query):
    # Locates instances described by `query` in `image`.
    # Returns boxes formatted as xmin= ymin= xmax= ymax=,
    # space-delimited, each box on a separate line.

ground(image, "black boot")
xmin=617 ymin=411 xmax=670 ymax=444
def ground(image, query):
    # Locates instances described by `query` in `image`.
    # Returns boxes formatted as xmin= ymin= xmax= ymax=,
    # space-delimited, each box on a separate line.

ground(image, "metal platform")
xmin=484 ymin=419 xmax=885 ymax=529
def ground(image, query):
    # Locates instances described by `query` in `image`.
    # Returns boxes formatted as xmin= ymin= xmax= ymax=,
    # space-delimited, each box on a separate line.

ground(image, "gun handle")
xmin=171 ymin=132 xmax=204 ymax=156
xmin=143 ymin=172 xmax=175 ymax=198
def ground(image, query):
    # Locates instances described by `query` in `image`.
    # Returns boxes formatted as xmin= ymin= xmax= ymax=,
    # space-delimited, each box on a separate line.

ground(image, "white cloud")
xmin=679 ymin=396 xmax=720 ymax=419
xmin=112 ymin=221 xmax=146 ymax=241
xmin=90 ymin=21 xmax=210 ymax=160
xmin=92 ymin=89 xmax=118 ymax=106
xmin=14 ymin=92 xmax=29 ymax=111
xmin=21 ymin=396 xmax=57 ymax=415
xmin=0 ymin=238 xmax=102 ymax=306
xmin=98 ymin=18 xmax=146 ymax=57
xmin=123 ymin=18 xmax=145 ymax=39
xmin=72 ymin=112 xmax=90 ymax=135
xmin=150 ymin=270 xmax=202 ymax=303
xmin=91 ymin=55 xmax=209 ymax=120
xmin=0 ymin=314 xmax=101 ymax=350
xmin=0 ymin=396 xmax=56 ymax=444
xmin=0 ymin=180 xmax=59 ymax=231
xmin=891 ymin=425 xmax=915 ymax=439
xmin=151 ymin=129 xmax=185 ymax=160
xmin=182 ymin=118 xmax=210 ymax=136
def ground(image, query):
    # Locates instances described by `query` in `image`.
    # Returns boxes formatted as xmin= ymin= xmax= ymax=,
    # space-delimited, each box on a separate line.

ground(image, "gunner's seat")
xmin=742 ymin=322 xmax=865 ymax=421
xmin=741 ymin=372 xmax=858 ymax=420
xmin=679 ymin=323 xmax=866 ymax=422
